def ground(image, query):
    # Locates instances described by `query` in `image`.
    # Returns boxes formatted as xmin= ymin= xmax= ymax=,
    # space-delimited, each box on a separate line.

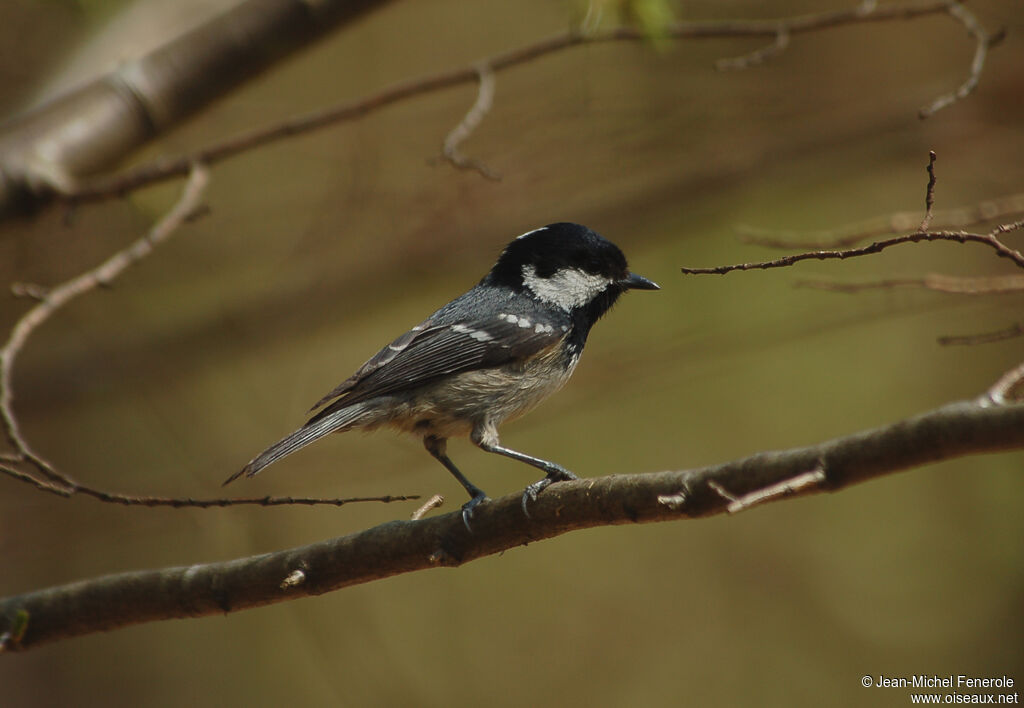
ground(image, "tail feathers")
xmin=223 ymin=403 xmax=370 ymax=486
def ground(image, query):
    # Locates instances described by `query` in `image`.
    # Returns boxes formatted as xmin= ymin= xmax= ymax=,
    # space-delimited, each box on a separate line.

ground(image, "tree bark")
xmin=2 ymin=397 xmax=1021 ymax=652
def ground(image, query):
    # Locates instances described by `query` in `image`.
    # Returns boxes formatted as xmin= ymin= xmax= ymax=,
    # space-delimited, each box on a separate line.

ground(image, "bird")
xmin=224 ymin=222 xmax=659 ymax=528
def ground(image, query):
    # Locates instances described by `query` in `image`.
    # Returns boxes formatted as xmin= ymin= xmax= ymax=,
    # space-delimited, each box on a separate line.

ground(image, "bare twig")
xmin=988 ymin=363 xmax=1024 ymax=404
xmin=708 ymin=468 xmax=827 ymax=513
xmin=919 ymin=151 xmax=937 ymax=231
xmin=0 ymin=165 xmax=209 ymax=492
xmin=715 ymin=23 xmax=790 ymax=71
xmin=68 ymin=489 xmax=417 ymax=508
xmin=0 ymin=165 xmax=417 ymax=509
xmin=938 ymin=323 xmax=1023 ymax=347
xmin=681 ymin=227 xmax=1024 ymax=276
xmin=411 ymin=494 xmax=445 ymax=520
xmin=9 ymin=283 xmax=49 ymax=300
xmin=709 ymin=0 xmax=995 ymax=117
xmin=738 ymin=193 xmax=1024 ymax=250
xmin=55 ymin=0 xmax=982 ymax=205
xmin=796 ymin=273 xmax=1024 ymax=295
xmin=438 ymin=63 xmax=500 ymax=180
xmin=2 ymin=396 xmax=1021 ymax=651
xmin=918 ymin=2 xmax=1005 ymax=119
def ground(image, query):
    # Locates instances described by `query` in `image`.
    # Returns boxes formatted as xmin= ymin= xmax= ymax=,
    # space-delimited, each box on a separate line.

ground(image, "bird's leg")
xmin=470 ymin=427 xmax=577 ymax=517
xmin=423 ymin=436 xmax=487 ymax=531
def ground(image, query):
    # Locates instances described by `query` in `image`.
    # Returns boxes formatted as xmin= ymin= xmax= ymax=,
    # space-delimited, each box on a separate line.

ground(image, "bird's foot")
xmin=521 ymin=466 xmax=578 ymax=517
xmin=460 ymin=491 xmax=489 ymax=532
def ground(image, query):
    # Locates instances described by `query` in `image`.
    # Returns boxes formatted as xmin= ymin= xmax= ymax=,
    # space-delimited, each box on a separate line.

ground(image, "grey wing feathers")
xmin=225 ymin=301 xmax=570 ymax=486
xmin=307 ymin=313 xmax=567 ymax=424
xmin=308 ymin=317 xmax=436 ymax=412
xmin=224 ymin=401 xmax=372 ymax=484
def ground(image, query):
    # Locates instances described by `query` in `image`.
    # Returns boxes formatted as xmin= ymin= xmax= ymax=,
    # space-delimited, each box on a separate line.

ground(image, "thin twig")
xmin=709 ymin=468 xmax=827 ymax=513
xmin=715 ymin=23 xmax=790 ymax=71
xmin=918 ymin=2 xmax=1005 ymax=119
xmin=738 ymin=193 xmax=1024 ymax=250
xmin=681 ymin=227 xmax=1024 ymax=276
xmin=796 ymin=273 xmax=1024 ymax=295
xmin=411 ymin=494 xmax=445 ymax=520
xmin=919 ymin=151 xmax=937 ymax=231
xmin=0 ymin=165 xmax=209 ymax=492
xmin=0 ymin=164 xmax=420 ymax=509
xmin=988 ymin=362 xmax=1024 ymax=404
xmin=438 ymin=63 xmax=499 ymax=180
xmin=74 ymin=490 xmax=418 ymax=508
xmin=57 ymin=0 xmax=976 ymax=204
xmin=939 ymin=323 xmax=1023 ymax=347
xmin=9 ymin=283 xmax=49 ymax=300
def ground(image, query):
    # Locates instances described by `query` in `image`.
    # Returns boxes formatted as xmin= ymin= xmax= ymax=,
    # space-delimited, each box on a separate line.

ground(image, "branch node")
xmin=428 ymin=548 xmax=452 ymax=566
xmin=280 ymin=569 xmax=307 ymax=590
xmin=656 ymin=490 xmax=688 ymax=511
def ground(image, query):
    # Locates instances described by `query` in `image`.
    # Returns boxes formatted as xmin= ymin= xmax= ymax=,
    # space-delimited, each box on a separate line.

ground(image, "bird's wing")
xmin=307 ymin=312 xmax=568 ymax=424
xmin=306 ymin=316 xmax=436 ymax=412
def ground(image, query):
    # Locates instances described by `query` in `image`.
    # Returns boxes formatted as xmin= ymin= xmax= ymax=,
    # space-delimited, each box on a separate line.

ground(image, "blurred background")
xmin=1 ymin=0 xmax=1022 ymax=706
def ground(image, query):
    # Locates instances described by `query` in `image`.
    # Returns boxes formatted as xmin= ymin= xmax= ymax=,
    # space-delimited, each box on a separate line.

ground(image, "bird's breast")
xmin=384 ymin=339 xmax=579 ymax=439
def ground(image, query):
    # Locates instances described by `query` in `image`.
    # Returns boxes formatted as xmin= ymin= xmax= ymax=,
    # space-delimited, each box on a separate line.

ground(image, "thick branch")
xmin=2 ymin=397 xmax=1022 ymax=651
xmin=4 ymin=0 xmax=984 ymax=211
xmin=0 ymin=0 xmax=394 ymax=214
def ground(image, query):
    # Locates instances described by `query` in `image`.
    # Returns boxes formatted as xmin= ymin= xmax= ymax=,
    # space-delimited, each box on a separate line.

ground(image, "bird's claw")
xmin=460 ymin=492 xmax=488 ymax=532
xmin=521 ymin=467 xmax=578 ymax=517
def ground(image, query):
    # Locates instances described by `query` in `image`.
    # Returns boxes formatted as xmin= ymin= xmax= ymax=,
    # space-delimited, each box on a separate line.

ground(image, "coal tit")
xmin=225 ymin=222 xmax=658 ymax=526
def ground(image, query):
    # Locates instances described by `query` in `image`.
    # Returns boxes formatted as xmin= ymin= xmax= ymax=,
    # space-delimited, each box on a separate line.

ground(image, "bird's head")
xmin=483 ymin=223 xmax=659 ymax=317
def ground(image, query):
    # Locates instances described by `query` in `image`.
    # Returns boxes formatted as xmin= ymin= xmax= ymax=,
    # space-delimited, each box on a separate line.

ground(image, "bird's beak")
xmin=620 ymin=272 xmax=660 ymax=291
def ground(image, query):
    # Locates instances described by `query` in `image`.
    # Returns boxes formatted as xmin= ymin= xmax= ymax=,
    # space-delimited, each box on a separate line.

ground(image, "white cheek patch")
xmin=521 ymin=264 xmax=614 ymax=311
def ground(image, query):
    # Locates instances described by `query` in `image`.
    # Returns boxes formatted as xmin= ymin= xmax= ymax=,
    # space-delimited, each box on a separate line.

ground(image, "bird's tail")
xmin=223 ymin=403 xmax=372 ymax=486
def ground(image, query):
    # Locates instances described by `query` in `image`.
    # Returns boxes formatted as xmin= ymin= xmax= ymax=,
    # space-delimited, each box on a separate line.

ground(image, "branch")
xmin=2 ymin=396 xmax=1022 ymax=651
xmin=916 ymin=1 xmax=1005 ymax=119
xmin=714 ymin=23 xmax=790 ymax=71
xmin=737 ymin=192 xmax=1024 ymax=249
xmin=796 ymin=273 xmax=1024 ymax=294
xmin=680 ymin=226 xmax=1024 ymax=276
xmin=938 ymin=323 xmax=1023 ymax=347
xmin=0 ymin=165 xmax=414 ymax=509
xmin=1 ymin=165 xmax=210 ymax=491
xmin=437 ymin=63 xmax=500 ymax=180
xmin=14 ymin=0 xmax=988 ymax=209
xmin=0 ymin=0 xmax=396 ymax=215
xmin=919 ymin=151 xmax=937 ymax=231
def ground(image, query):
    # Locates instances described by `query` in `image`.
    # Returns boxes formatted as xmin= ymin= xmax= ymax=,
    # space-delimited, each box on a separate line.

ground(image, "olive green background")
xmin=1 ymin=1 xmax=1022 ymax=706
